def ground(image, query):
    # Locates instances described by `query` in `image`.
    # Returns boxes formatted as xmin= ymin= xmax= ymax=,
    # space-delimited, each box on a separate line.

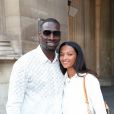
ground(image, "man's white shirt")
xmin=6 ymin=45 xmax=65 ymax=114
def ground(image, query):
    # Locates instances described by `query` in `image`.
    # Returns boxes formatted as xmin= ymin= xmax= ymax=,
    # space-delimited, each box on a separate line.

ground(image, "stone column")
xmin=95 ymin=0 xmax=101 ymax=75
xmin=0 ymin=0 xmax=6 ymax=34
xmin=68 ymin=0 xmax=96 ymax=70
xmin=4 ymin=0 xmax=22 ymax=55
xmin=99 ymin=0 xmax=113 ymax=85
xmin=111 ymin=0 xmax=114 ymax=80
xmin=83 ymin=0 xmax=96 ymax=70
xmin=68 ymin=0 xmax=86 ymax=49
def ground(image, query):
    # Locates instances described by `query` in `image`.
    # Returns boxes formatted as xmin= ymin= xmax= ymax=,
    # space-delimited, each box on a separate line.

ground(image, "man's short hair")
xmin=38 ymin=18 xmax=60 ymax=32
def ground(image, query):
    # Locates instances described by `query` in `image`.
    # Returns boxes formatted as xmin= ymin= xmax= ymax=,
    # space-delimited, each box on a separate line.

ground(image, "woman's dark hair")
xmin=58 ymin=41 xmax=89 ymax=75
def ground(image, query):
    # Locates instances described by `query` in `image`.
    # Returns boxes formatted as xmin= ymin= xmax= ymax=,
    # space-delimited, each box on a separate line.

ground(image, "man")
xmin=6 ymin=18 xmax=65 ymax=114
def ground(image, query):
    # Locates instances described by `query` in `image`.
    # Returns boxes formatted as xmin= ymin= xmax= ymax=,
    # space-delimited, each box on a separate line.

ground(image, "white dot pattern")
xmin=6 ymin=46 xmax=65 ymax=114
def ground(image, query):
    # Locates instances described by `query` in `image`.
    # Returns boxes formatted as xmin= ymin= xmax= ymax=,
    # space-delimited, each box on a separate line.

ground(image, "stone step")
xmin=0 ymin=41 xmax=11 ymax=46
xmin=0 ymin=50 xmax=15 ymax=55
xmin=0 ymin=41 xmax=16 ymax=57
xmin=0 ymin=46 xmax=13 ymax=51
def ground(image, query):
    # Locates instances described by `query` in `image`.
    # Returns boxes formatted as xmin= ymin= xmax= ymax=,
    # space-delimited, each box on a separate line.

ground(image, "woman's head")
xmin=58 ymin=41 xmax=87 ymax=74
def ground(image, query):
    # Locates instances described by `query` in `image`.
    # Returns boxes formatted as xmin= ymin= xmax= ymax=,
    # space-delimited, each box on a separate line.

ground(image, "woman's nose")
xmin=63 ymin=55 xmax=68 ymax=60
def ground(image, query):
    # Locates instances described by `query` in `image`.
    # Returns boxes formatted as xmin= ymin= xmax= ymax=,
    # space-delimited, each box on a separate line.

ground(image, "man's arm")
xmin=6 ymin=61 xmax=27 ymax=114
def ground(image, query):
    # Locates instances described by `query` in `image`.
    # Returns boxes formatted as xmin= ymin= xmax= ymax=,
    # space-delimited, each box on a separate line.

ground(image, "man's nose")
xmin=49 ymin=33 xmax=54 ymax=39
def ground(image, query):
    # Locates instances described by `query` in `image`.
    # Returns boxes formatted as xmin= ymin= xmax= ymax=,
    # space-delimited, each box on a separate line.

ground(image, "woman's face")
xmin=60 ymin=45 xmax=77 ymax=69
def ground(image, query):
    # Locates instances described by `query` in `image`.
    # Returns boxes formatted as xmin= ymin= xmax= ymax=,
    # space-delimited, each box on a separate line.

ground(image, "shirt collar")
xmin=65 ymin=72 xmax=86 ymax=79
xmin=36 ymin=45 xmax=58 ymax=63
xmin=65 ymin=72 xmax=78 ymax=79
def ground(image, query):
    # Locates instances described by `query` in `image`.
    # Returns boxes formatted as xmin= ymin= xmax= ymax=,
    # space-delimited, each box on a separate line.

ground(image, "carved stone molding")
xmin=0 ymin=40 xmax=19 ymax=60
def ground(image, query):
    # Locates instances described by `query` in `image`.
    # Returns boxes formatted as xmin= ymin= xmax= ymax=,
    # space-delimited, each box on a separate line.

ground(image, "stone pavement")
xmin=101 ymin=86 xmax=114 ymax=114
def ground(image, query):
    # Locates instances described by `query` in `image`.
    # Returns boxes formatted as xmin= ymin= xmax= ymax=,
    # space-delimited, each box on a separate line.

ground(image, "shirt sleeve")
xmin=86 ymin=74 xmax=107 ymax=114
xmin=6 ymin=60 xmax=28 ymax=114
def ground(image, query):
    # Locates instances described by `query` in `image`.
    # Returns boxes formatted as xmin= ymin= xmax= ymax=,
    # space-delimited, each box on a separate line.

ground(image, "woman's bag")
xmin=104 ymin=101 xmax=111 ymax=114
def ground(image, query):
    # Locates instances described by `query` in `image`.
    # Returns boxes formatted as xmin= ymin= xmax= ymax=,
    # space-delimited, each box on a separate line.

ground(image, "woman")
xmin=58 ymin=41 xmax=107 ymax=114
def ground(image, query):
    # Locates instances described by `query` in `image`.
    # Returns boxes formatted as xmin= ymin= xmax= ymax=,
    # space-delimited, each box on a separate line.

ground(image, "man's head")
xmin=39 ymin=18 xmax=61 ymax=52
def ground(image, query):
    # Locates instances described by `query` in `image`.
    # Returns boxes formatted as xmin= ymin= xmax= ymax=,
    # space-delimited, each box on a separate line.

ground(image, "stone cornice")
xmin=0 ymin=40 xmax=20 ymax=60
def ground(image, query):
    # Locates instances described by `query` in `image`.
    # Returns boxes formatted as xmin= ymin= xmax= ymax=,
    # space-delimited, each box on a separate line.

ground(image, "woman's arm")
xmin=86 ymin=74 xmax=107 ymax=114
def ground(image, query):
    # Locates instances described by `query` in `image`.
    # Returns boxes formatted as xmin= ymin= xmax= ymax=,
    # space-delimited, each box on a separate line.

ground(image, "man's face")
xmin=39 ymin=22 xmax=61 ymax=52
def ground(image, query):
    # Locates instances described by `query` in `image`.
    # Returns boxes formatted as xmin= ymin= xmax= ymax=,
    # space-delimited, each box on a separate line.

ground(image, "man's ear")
xmin=38 ymin=32 xmax=41 ymax=43
xmin=38 ymin=31 xmax=42 ymax=37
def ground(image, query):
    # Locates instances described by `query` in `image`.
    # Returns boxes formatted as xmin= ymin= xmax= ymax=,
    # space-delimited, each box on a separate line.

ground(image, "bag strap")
xmin=83 ymin=76 xmax=89 ymax=104
xmin=83 ymin=76 xmax=92 ymax=114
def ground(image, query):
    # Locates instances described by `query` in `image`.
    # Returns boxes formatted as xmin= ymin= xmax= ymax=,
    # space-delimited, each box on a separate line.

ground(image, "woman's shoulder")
xmin=86 ymin=73 xmax=97 ymax=79
xmin=78 ymin=72 xmax=97 ymax=79
xmin=85 ymin=73 xmax=100 ymax=86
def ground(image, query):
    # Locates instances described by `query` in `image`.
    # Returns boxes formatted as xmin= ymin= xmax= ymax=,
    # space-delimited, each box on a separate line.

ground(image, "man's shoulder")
xmin=15 ymin=47 xmax=39 ymax=64
xmin=21 ymin=48 xmax=37 ymax=58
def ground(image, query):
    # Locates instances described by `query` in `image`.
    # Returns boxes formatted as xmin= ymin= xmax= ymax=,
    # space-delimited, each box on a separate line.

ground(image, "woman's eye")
xmin=60 ymin=53 xmax=64 ymax=56
xmin=68 ymin=53 xmax=73 ymax=56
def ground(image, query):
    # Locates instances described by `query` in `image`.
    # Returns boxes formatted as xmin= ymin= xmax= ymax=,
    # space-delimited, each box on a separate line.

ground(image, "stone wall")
xmin=68 ymin=0 xmax=114 ymax=86
xmin=0 ymin=61 xmax=15 ymax=114
xmin=19 ymin=0 xmax=68 ymax=53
